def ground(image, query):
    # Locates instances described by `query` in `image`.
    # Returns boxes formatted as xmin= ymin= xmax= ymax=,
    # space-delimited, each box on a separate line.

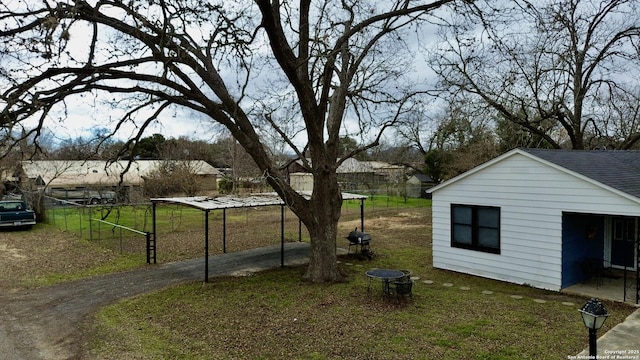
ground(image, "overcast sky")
xmin=16 ymin=1 xmax=446 ymax=149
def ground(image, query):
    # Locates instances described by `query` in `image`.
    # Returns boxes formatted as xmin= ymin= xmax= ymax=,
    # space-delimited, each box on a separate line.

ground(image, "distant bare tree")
xmin=591 ymin=86 xmax=640 ymax=149
xmin=431 ymin=0 xmax=640 ymax=149
xmin=143 ymin=160 xmax=203 ymax=197
xmin=395 ymin=105 xmax=439 ymax=157
xmin=368 ymin=139 xmax=424 ymax=171
xmin=425 ymin=104 xmax=498 ymax=181
xmin=211 ymin=136 xmax=260 ymax=192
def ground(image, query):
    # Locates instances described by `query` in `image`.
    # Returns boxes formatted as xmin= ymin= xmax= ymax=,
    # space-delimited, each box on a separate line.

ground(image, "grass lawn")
xmin=82 ymin=206 xmax=637 ymax=360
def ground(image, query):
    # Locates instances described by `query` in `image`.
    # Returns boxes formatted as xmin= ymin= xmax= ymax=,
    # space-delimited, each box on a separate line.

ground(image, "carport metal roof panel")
xmin=151 ymin=191 xmax=367 ymax=210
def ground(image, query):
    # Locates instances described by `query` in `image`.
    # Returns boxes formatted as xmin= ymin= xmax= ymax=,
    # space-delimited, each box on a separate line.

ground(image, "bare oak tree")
xmin=0 ymin=0 xmax=455 ymax=282
xmin=431 ymin=0 xmax=640 ymax=149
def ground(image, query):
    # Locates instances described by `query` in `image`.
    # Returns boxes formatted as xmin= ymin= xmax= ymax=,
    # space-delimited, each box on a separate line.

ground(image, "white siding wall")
xmin=432 ymin=153 xmax=640 ymax=291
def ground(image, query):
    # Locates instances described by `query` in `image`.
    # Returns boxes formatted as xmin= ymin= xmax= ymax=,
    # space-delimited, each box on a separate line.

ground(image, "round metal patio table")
xmin=365 ymin=269 xmax=405 ymax=297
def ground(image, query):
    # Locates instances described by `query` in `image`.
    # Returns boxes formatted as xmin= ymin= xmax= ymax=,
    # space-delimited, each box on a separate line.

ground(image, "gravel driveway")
xmin=0 ymin=242 xmax=311 ymax=360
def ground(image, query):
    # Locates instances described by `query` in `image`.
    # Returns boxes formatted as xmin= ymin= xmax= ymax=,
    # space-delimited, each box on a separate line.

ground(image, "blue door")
xmin=611 ymin=217 xmax=636 ymax=268
xmin=561 ymin=213 xmax=605 ymax=288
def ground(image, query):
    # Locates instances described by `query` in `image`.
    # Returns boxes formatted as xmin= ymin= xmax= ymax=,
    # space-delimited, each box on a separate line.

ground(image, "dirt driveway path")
xmin=0 ymin=242 xmax=311 ymax=360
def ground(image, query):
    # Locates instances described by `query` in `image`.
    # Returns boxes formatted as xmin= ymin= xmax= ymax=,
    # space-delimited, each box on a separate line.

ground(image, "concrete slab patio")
xmin=563 ymin=270 xmax=639 ymax=306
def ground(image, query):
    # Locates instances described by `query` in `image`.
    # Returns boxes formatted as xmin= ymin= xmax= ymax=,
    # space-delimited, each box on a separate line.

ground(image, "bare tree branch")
xmin=1 ymin=0 xmax=455 ymax=282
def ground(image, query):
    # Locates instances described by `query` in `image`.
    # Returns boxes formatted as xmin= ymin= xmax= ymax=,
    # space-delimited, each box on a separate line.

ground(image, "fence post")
xmin=88 ymin=207 xmax=92 ymax=241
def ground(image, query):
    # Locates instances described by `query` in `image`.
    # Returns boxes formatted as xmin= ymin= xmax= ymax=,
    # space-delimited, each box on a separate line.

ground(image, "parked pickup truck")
xmin=0 ymin=200 xmax=36 ymax=228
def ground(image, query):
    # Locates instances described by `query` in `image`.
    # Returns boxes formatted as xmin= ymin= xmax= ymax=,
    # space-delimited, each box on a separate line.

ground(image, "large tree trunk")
xmin=303 ymin=211 xmax=342 ymax=282
xmin=300 ymin=163 xmax=343 ymax=282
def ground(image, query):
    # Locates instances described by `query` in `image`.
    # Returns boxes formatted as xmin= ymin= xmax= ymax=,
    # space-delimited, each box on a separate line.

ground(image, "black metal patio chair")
xmin=393 ymin=279 xmax=413 ymax=300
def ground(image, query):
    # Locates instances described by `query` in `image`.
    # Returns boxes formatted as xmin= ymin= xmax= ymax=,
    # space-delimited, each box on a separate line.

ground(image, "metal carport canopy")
xmin=150 ymin=192 xmax=367 ymax=282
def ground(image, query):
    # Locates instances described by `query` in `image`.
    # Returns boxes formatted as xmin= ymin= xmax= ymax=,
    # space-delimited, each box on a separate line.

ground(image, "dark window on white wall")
xmin=451 ymin=204 xmax=500 ymax=254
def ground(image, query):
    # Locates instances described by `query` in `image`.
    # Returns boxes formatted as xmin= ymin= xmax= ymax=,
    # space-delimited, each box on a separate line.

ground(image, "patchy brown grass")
xmin=81 ymin=207 xmax=635 ymax=360
xmin=0 ymin=226 xmax=124 ymax=291
xmin=0 ymin=205 xmax=409 ymax=289
xmin=1 ymin=205 xmax=636 ymax=359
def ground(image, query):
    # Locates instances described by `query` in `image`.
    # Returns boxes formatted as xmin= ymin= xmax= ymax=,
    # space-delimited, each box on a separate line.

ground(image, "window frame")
xmin=451 ymin=204 xmax=501 ymax=254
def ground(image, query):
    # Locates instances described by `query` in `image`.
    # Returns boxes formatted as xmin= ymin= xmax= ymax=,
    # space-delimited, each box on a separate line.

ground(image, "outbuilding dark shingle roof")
xmin=412 ymin=173 xmax=434 ymax=183
xmin=522 ymin=148 xmax=640 ymax=199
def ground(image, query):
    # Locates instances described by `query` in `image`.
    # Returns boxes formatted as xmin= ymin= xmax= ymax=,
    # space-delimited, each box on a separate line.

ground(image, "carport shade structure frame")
xmin=150 ymin=192 xmax=368 ymax=282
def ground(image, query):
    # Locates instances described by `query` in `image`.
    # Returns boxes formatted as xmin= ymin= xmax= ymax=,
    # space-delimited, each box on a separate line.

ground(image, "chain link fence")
xmin=42 ymin=192 xmax=430 ymax=260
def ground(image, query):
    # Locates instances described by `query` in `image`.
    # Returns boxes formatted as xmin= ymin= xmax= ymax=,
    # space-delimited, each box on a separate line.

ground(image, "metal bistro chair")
xmin=579 ymin=258 xmax=611 ymax=288
xmin=398 ymin=269 xmax=412 ymax=281
xmin=393 ymin=279 xmax=413 ymax=300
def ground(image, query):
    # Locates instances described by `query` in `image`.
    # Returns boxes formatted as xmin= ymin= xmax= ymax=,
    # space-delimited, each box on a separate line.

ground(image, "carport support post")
xmin=222 ymin=208 xmax=227 ymax=253
xmin=281 ymin=205 xmax=285 ymax=267
xmin=360 ymin=198 xmax=365 ymax=232
xmin=205 ymin=210 xmax=210 ymax=283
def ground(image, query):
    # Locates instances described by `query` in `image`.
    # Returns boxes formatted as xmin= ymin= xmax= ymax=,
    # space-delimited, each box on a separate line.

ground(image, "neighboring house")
xmin=287 ymin=158 xmax=406 ymax=193
xmin=428 ymin=148 xmax=639 ymax=299
xmin=406 ymin=173 xmax=435 ymax=198
xmin=337 ymin=158 xmax=405 ymax=177
xmin=336 ymin=158 xmax=406 ymax=193
xmin=15 ymin=160 xmax=220 ymax=202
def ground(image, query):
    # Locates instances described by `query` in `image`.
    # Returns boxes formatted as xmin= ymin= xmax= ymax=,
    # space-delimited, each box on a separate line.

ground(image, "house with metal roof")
xmin=15 ymin=160 xmax=221 ymax=203
xmin=428 ymin=148 xmax=639 ymax=303
xmin=287 ymin=158 xmax=406 ymax=193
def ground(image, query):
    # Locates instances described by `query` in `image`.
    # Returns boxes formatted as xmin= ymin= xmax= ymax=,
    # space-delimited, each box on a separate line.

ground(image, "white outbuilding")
xmin=428 ymin=148 xmax=639 ymax=303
